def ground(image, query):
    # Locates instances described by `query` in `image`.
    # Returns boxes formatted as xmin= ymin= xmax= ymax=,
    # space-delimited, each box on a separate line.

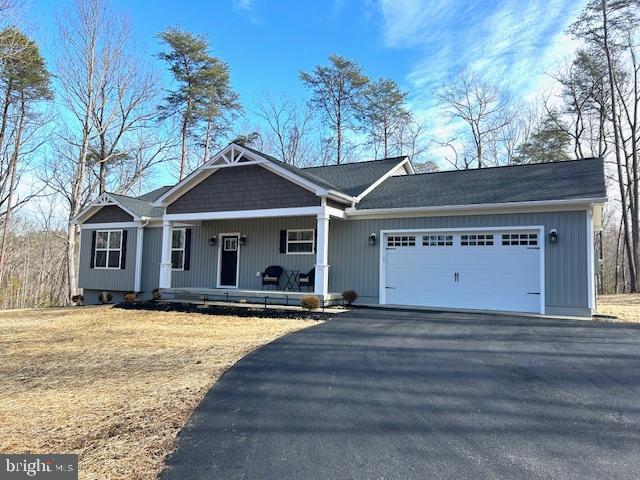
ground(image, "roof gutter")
xmin=345 ymin=197 xmax=609 ymax=218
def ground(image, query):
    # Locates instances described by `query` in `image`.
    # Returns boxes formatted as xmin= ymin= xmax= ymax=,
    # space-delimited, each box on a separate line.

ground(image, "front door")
xmin=219 ymin=235 xmax=239 ymax=287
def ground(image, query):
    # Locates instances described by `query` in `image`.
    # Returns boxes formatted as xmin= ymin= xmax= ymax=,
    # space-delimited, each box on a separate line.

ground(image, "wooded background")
xmin=0 ymin=0 xmax=637 ymax=309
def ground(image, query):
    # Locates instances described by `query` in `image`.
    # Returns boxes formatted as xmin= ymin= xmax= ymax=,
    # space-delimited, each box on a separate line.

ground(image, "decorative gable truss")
xmin=71 ymin=192 xmax=141 ymax=226
xmin=152 ymin=143 xmax=355 ymax=209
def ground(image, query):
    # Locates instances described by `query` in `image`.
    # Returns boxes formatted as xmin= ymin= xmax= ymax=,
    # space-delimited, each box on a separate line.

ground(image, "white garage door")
xmin=382 ymin=229 xmax=542 ymax=313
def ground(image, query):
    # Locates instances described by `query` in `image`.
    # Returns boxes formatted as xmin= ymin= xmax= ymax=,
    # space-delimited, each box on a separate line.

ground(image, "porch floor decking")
xmin=160 ymin=288 xmax=344 ymax=307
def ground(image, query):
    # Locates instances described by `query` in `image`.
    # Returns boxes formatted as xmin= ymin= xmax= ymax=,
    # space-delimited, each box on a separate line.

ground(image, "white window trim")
xmin=171 ymin=227 xmax=186 ymax=271
xmin=94 ymin=229 xmax=123 ymax=270
xmin=286 ymin=229 xmax=315 ymax=255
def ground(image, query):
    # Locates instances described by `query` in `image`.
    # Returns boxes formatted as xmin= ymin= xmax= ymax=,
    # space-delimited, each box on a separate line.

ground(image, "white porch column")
xmin=159 ymin=220 xmax=173 ymax=289
xmin=314 ymin=211 xmax=330 ymax=297
xmin=134 ymin=225 xmax=145 ymax=292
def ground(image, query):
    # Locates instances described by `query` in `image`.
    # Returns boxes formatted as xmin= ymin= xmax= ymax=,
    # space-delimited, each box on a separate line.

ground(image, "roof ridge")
xmin=302 ymin=156 xmax=407 ymax=170
xmin=399 ymin=157 xmax=603 ymax=178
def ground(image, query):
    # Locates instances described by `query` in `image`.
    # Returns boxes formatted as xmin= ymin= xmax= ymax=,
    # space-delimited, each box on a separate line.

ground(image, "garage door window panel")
xmin=423 ymin=235 xmax=453 ymax=246
xmin=502 ymin=233 xmax=538 ymax=246
xmin=387 ymin=235 xmax=416 ymax=247
xmin=461 ymin=234 xmax=494 ymax=246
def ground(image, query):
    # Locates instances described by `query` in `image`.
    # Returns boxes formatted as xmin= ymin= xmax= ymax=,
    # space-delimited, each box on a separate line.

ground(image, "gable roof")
xmin=302 ymin=157 xmax=409 ymax=197
xmin=108 ymin=193 xmax=165 ymax=218
xmin=356 ymin=158 xmax=607 ymax=210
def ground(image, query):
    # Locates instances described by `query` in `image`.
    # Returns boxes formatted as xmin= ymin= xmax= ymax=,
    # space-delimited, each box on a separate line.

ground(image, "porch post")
xmin=159 ymin=220 xmax=172 ymax=289
xmin=314 ymin=211 xmax=329 ymax=297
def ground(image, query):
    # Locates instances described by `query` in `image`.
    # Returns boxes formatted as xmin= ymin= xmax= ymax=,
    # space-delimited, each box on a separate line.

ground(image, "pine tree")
xmin=300 ymin=54 xmax=368 ymax=164
xmin=157 ymin=27 xmax=240 ymax=179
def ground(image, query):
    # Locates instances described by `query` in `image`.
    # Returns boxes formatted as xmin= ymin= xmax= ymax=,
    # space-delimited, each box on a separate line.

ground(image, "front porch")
xmin=161 ymin=287 xmax=344 ymax=307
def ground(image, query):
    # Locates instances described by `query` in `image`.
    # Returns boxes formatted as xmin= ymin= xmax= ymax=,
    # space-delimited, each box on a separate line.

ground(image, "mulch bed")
xmin=114 ymin=300 xmax=333 ymax=320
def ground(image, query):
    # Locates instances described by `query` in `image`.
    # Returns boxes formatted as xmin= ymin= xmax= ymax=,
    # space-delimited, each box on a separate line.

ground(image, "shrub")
xmin=152 ymin=288 xmax=161 ymax=301
xmin=124 ymin=292 xmax=136 ymax=303
xmin=342 ymin=290 xmax=358 ymax=306
xmin=300 ymin=295 xmax=321 ymax=310
xmin=71 ymin=294 xmax=84 ymax=305
xmin=99 ymin=291 xmax=113 ymax=304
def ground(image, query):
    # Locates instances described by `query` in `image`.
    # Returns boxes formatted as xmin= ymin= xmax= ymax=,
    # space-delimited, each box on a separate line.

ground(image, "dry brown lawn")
xmin=0 ymin=306 xmax=317 ymax=480
xmin=597 ymin=294 xmax=640 ymax=322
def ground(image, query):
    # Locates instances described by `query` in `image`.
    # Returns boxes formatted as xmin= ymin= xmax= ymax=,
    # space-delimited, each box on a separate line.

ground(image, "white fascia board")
xmin=326 ymin=190 xmax=356 ymax=204
xmin=326 ymin=206 xmax=346 ymax=218
xmin=163 ymin=206 xmax=325 ymax=222
xmin=346 ymin=197 xmax=609 ymax=219
xmin=355 ymin=158 xmax=412 ymax=203
xmin=79 ymin=221 xmax=141 ymax=230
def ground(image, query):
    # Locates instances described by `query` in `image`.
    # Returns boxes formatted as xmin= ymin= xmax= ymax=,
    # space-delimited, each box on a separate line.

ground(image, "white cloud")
xmin=377 ymin=0 xmax=587 ymax=166
xmin=232 ymin=0 xmax=261 ymax=24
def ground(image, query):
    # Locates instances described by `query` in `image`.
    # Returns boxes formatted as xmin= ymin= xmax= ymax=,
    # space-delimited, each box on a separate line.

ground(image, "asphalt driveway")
xmin=160 ymin=309 xmax=640 ymax=480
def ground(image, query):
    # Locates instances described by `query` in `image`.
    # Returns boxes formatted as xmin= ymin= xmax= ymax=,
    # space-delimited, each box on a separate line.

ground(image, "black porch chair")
xmin=297 ymin=268 xmax=315 ymax=291
xmin=261 ymin=265 xmax=283 ymax=290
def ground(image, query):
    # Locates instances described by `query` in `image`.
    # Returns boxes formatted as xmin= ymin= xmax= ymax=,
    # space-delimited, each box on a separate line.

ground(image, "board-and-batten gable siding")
xmin=140 ymin=217 xmax=318 ymax=291
xmin=327 ymin=210 xmax=589 ymax=310
xmin=77 ymin=227 xmax=136 ymax=291
xmin=166 ymin=165 xmax=321 ymax=214
xmin=84 ymin=205 xmax=134 ymax=223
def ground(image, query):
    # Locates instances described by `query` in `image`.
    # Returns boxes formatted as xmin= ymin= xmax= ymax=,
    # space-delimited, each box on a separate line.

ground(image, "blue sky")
xmin=30 ymin=0 xmax=586 ymax=159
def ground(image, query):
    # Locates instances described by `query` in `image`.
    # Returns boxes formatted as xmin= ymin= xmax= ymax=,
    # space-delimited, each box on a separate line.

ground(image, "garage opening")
xmin=381 ymin=228 xmax=543 ymax=314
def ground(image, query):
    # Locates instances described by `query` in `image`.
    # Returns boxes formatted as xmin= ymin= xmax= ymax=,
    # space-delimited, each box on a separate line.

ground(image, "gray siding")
xmin=327 ymin=210 xmax=589 ymax=311
xmin=141 ymin=217 xmax=317 ymax=292
xmin=78 ymin=227 xmax=137 ymax=291
xmin=136 ymin=210 xmax=590 ymax=314
xmin=85 ymin=205 xmax=133 ymax=223
xmin=167 ymin=165 xmax=320 ymax=214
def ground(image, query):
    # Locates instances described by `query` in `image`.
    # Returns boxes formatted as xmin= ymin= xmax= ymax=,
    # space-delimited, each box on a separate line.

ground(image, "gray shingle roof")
xmin=302 ymin=157 xmax=408 ymax=196
xmin=356 ymin=158 xmax=607 ymax=210
xmin=136 ymin=186 xmax=173 ymax=202
xmin=109 ymin=193 xmax=166 ymax=218
xmin=239 ymin=145 xmax=341 ymax=191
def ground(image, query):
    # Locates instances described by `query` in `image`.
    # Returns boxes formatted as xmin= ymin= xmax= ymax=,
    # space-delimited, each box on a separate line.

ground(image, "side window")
xmin=94 ymin=230 xmax=122 ymax=269
xmin=171 ymin=228 xmax=186 ymax=270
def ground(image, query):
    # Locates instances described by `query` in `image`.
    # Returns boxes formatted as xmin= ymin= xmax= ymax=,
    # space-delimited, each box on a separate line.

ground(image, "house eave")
xmin=345 ymin=197 xmax=609 ymax=218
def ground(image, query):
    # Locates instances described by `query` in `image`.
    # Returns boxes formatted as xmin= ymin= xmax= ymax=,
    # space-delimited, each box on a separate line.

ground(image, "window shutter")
xmin=314 ymin=228 xmax=317 ymax=253
xmin=89 ymin=231 xmax=96 ymax=269
xmin=120 ymin=230 xmax=128 ymax=269
xmin=184 ymin=228 xmax=192 ymax=271
xmin=279 ymin=230 xmax=287 ymax=254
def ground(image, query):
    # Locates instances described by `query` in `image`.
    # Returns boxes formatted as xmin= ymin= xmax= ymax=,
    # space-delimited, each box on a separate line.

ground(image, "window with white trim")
xmin=387 ymin=235 xmax=416 ymax=247
xmin=171 ymin=228 xmax=186 ymax=270
xmin=461 ymin=234 xmax=494 ymax=246
xmin=423 ymin=235 xmax=453 ymax=246
xmin=286 ymin=229 xmax=314 ymax=254
xmin=502 ymin=233 xmax=538 ymax=246
xmin=94 ymin=230 xmax=122 ymax=269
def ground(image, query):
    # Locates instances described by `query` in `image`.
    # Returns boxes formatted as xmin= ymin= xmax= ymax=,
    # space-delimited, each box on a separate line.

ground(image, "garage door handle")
xmin=527 ymin=292 xmax=541 ymax=295
xmin=385 ymin=286 xmax=396 ymax=290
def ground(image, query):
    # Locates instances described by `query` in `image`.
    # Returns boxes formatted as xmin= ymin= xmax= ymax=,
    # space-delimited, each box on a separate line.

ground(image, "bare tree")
xmin=435 ymin=70 xmax=515 ymax=168
xmin=253 ymin=92 xmax=313 ymax=166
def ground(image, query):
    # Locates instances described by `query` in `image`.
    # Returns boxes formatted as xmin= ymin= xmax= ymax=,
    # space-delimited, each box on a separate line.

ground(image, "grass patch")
xmin=597 ymin=294 xmax=640 ymax=322
xmin=0 ymin=306 xmax=318 ymax=479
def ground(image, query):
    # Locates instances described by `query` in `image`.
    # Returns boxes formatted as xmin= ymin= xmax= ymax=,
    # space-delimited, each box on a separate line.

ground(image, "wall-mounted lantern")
xmin=240 ymin=235 xmax=247 ymax=246
xmin=368 ymin=233 xmax=377 ymax=246
xmin=208 ymin=236 xmax=217 ymax=246
xmin=549 ymin=229 xmax=558 ymax=244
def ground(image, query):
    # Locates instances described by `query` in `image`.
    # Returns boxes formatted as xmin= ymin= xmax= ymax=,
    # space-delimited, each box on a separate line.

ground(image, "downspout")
xmin=134 ymin=217 xmax=150 ymax=294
